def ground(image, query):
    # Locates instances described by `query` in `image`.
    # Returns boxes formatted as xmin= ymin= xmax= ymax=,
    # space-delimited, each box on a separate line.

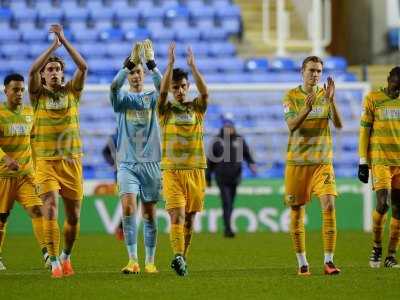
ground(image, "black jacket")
xmin=206 ymin=128 xmax=255 ymax=185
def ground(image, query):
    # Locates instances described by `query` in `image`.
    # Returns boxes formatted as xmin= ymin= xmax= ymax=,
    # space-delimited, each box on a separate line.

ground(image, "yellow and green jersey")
xmin=283 ymin=86 xmax=332 ymax=165
xmin=0 ymin=103 xmax=34 ymax=177
xmin=158 ymin=98 xmax=207 ymax=170
xmin=30 ymin=81 xmax=82 ymax=160
xmin=359 ymin=88 xmax=400 ymax=165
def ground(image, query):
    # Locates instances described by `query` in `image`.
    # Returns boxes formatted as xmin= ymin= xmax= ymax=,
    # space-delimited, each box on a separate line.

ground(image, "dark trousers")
xmin=217 ymin=182 xmax=238 ymax=233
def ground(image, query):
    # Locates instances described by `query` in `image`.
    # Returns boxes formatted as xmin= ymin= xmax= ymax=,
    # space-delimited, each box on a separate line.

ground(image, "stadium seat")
xmin=106 ymin=43 xmax=132 ymax=58
xmin=73 ymin=28 xmax=100 ymax=42
xmin=176 ymin=28 xmax=201 ymax=42
xmin=0 ymin=43 xmax=29 ymax=58
xmin=201 ymin=28 xmax=227 ymax=41
xmin=37 ymin=7 xmax=63 ymax=22
xmin=21 ymin=29 xmax=48 ymax=42
xmin=125 ymin=28 xmax=151 ymax=41
xmin=217 ymin=57 xmax=245 ymax=73
xmin=245 ymin=58 xmax=269 ymax=73
xmin=114 ymin=8 xmax=141 ymax=21
xmin=209 ymin=42 xmax=236 ymax=57
xmin=269 ymin=57 xmax=296 ymax=72
xmin=151 ymin=27 xmax=176 ymax=42
xmin=0 ymin=30 xmax=20 ymax=42
xmin=388 ymin=27 xmax=399 ymax=49
xmin=90 ymin=9 xmax=116 ymax=21
xmin=79 ymin=42 xmax=108 ymax=59
xmin=324 ymin=56 xmax=348 ymax=71
xmin=64 ymin=8 xmax=90 ymax=22
xmin=12 ymin=8 xmax=37 ymax=22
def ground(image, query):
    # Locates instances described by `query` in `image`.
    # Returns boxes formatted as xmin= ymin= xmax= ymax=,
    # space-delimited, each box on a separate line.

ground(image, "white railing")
xmin=262 ymin=0 xmax=332 ymax=56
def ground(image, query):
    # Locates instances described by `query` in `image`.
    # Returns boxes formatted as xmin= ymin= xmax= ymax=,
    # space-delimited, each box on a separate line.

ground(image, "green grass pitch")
xmin=0 ymin=232 xmax=399 ymax=300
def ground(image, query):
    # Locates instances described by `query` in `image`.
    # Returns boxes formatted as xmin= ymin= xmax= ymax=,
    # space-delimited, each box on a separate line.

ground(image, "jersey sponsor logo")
xmin=126 ymin=109 xmax=151 ymax=124
xmin=25 ymin=115 xmax=32 ymax=123
xmin=4 ymin=123 xmax=30 ymax=136
xmin=174 ymin=113 xmax=195 ymax=124
xmin=45 ymin=97 xmax=68 ymax=110
xmin=381 ymin=108 xmax=400 ymax=120
xmin=307 ymin=106 xmax=326 ymax=119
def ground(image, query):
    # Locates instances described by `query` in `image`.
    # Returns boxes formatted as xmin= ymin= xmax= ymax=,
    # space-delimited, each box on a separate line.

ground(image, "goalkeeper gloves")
xmin=143 ymin=39 xmax=157 ymax=70
xmin=124 ymin=42 xmax=142 ymax=70
xmin=358 ymin=164 xmax=369 ymax=183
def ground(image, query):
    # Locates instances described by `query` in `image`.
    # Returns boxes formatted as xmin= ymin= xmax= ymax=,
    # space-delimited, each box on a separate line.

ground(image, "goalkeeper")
xmin=110 ymin=40 xmax=162 ymax=274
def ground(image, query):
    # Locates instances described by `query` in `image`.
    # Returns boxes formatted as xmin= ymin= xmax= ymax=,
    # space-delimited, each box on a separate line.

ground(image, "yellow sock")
xmin=372 ymin=210 xmax=387 ymax=247
xmin=31 ymin=217 xmax=46 ymax=251
xmin=0 ymin=222 xmax=7 ymax=254
xmin=183 ymin=226 xmax=193 ymax=258
xmin=290 ymin=208 xmax=305 ymax=253
xmin=388 ymin=217 xmax=400 ymax=255
xmin=43 ymin=219 xmax=60 ymax=257
xmin=170 ymin=224 xmax=184 ymax=256
xmin=322 ymin=209 xmax=337 ymax=254
xmin=63 ymin=221 xmax=80 ymax=254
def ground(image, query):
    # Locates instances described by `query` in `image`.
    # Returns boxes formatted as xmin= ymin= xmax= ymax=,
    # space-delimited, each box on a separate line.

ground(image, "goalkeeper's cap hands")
xmin=130 ymin=42 xmax=143 ymax=66
xmin=143 ymin=39 xmax=155 ymax=61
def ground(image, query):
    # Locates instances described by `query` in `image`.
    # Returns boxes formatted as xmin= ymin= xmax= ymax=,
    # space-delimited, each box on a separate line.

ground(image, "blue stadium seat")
xmin=194 ymin=58 xmax=219 ymax=73
xmin=215 ymin=4 xmax=241 ymax=19
xmin=68 ymin=21 xmax=88 ymax=32
xmin=119 ymin=20 xmax=139 ymax=32
xmin=100 ymin=28 xmax=125 ymax=41
xmin=115 ymin=8 xmax=141 ymax=21
xmin=79 ymin=42 xmax=108 ymax=58
xmin=64 ymin=8 xmax=90 ymax=22
xmin=0 ymin=43 xmax=29 ymax=58
xmin=93 ymin=20 xmax=115 ymax=31
xmin=12 ymin=9 xmax=37 ymax=21
xmin=0 ymin=8 xmax=12 ymax=21
xmin=73 ymin=28 xmax=100 ymax=42
xmin=125 ymin=28 xmax=151 ymax=41
xmin=106 ymin=43 xmax=132 ymax=58
xmin=245 ymin=58 xmax=269 ymax=73
xmin=37 ymin=7 xmax=63 ymax=22
xmin=194 ymin=18 xmax=215 ymax=29
xmin=388 ymin=28 xmax=399 ymax=49
xmin=165 ymin=5 xmax=190 ymax=19
xmin=324 ymin=56 xmax=348 ymax=71
xmin=176 ymin=28 xmax=201 ymax=42
xmin=209 ymin=42 xmax=236 ymax=57
xmin=0 ymin=59 xmax=13 ymax=73
xmin=141 ymin=7 xmax=165 ymax=20
xmin=217 ymin=57 xmax=245 ymax=73
xmin=8 ymin=59 xmax=29 ymax=75
xmin=189 ymin=6 xmax=215 ymax=19
xmin=90 ymin=8 xmax=115 ymax=20
xmin=88 ymin=58 xmax=118 ymax=76
xmin=0 ymin=30 xmax=20 ymax=42
xmin=151 ymin=27 xmax=176 ymax=42
xmin=269 ymin=57 xmax=296 ymax=72
xmin=201 ymin=28 xmax=227 ymax=41
xmin=220 ymin=18 xmax=240 ymax=34
xmin=190 ymin=42 xmax=209 ymax=57
xmin=21 ymin=29 xmax=48 ymax=42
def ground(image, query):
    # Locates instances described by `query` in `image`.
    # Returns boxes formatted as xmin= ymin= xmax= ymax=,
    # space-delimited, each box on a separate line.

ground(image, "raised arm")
xmin=325 ymin=77 xmax=343 ymax=129
xmin=285 ymin=92 xmax=315 ymax=132
xmin=28 ymin=35 xmax=60 ymax=97
xmin=158 ymin=42 xmax=175 ymax=112
xmin=50 ymin=24 xmax=88 ymax=92
xmin=143 ymin=39 xmax=162 ymax=91
xmin=187 ymin=46 xmax=208 ymax=107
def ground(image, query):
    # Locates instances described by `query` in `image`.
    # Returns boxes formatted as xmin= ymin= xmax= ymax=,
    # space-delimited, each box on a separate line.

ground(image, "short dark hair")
xmin=301 ymin=56 xmax=324 ymax=70
xmin=4 ymin=73 xmax=24 ymax=86
xmin=172 ymin=68 xmax=189 ymax=82
xmin=389 ymin=66 xmax=400 ymax=79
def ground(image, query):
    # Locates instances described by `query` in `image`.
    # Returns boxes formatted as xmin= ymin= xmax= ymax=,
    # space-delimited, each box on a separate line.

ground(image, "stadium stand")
xmin=0 ymin=0 xmax=361 ymax=180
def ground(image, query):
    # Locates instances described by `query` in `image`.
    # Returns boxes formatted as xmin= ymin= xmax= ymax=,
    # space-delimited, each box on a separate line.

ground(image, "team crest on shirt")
xmin=26 ymin=115 xmax=32 ymax=123
xmin=126 ymin=109 xmax=151 ymax=124
xmin=381 ymin=108 xmax=400 ymax=120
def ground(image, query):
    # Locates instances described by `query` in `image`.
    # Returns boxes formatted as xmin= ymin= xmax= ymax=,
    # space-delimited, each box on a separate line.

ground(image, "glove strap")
xmin=146 ymin=60 xmax=157 ymax=70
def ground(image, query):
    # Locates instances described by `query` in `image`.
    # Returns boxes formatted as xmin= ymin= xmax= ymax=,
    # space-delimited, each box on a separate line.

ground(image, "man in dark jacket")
xmin=206 ymin=114 xmax=256 ymax=237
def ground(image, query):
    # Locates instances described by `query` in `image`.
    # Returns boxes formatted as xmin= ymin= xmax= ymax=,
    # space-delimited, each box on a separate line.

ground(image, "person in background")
xmin=206 ymin=113 xmax=257 ymax=238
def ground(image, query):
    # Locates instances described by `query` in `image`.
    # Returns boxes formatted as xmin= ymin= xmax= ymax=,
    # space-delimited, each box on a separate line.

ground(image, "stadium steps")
xmin=234 ymin=0 xmax=310 ymax=58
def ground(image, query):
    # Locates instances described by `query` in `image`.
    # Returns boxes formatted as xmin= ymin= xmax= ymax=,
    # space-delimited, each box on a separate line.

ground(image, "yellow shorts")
xmin=284 ymin=164 xmax=337 ymax=206
xmin=0 ymin=175 xmax=42 ymax=213
xmin=163 ymin=169 xmax=206 ymax=212
xmin=371 ymin=165 xmax=400 ymax=190
xmin=35 ymin=158 xmax=83 ymax=200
